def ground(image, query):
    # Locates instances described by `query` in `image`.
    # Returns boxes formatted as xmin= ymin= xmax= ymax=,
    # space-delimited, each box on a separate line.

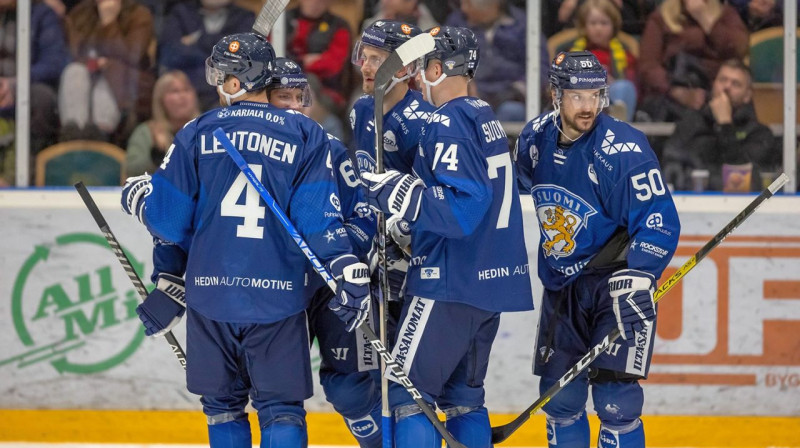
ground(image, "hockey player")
xmin=350 ymin=20 xmax=436 ymax=304
xmin=265 ymin=56 xmax=383 ymax=448
xmin=120 ymin=33 xmax=371 ymax=448
xmin=360 ymin=26 xmax=534 ymax=447
xmin=515 ymin=51 xmax=681 ymax=448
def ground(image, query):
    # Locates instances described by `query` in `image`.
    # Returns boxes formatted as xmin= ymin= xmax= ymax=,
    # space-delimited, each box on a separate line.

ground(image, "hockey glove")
xmin=136 ymin=273 xmax=186 ymax=337
xmin=327 ymin=254 xmax=371 ymax=332
xmin=609 ymin=269 xmax=656 ymax=345
xmin=121 ymin=173 xmax=152 ymax=225
xmin=367 ymin=237 xmax=409 ymax=302
xmin=360 ymin=170 xmax=423 ymax=223
xmin=386 ymin=215 xmax=412 ymax=249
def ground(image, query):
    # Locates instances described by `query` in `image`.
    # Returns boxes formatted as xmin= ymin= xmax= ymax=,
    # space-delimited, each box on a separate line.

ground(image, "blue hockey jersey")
xmin=350 ymin=89 xmax=434 ymax=175
xmin=306 ymin=133 xmax=376 ymax=294
xmin=407 ymin=97 xmax=533 ymax=312
xmin=142 ymin=101 xmax=353 ymax=323
xmin=516 ymin=112 xmax=681 ymax=290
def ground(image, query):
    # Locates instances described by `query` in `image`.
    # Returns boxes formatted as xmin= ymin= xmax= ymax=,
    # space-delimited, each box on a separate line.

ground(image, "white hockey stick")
xmin=251 ymin=0 xmax=289 ymax=37
xmin=372 ymin=32 xmax=435 ymax=448
xmin=371 ymin=31 xmax=435 ymax=448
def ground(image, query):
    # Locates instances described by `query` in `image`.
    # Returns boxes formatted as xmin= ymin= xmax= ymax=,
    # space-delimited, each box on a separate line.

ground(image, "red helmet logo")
xmin=429 ymin=27 xmax=440 ymax=36
xmin=555 ymin=53 xmax=565 ymax=65
xmin=228 ymin=41 xmax=240 ymax=53
xmin=401 ymin=24 xmax=412 ymax=35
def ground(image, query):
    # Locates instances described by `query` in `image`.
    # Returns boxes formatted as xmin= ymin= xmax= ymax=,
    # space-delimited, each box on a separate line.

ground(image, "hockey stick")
xmin=74 ymin=182 xmax=187 ymax=370
xmin=372 ymin=31 xmax=435 ymax=448
xmin=491 ymin=173 xmax=789 ymax=444
xmin=213 ymin=126 xmax=466 ymax=448
xmin=251 ymin=0 xmax=289 ymax=37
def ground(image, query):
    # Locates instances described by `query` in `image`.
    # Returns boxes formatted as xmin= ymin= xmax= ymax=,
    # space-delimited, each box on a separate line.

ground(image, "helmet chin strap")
xmin=218 ymin=85 xmax=247 ymax=106
xmin=552 ymin=96 xmax=584 ymax=143
xmin=421 ymin=71 xmax=447 ymax=105
xmin=385 ymin=72 xmax=411 ymax=96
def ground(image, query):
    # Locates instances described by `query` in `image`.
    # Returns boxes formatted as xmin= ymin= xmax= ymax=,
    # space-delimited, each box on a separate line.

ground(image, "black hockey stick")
xmin=491 ymin=173 xmax=789 ymax=444
xmin=74 ymin=182 xmax=187 ymax=370
xmin=213 ymin=130 xmax=467 ymax=448
xmin=372 ymin=31 xmax=435 ymax=448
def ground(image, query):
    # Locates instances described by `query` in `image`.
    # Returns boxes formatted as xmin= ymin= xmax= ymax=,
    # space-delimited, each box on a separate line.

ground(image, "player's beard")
xmin=562 ymin=109 xmax=598 ymax=134
xmin=362 ymin=79 xmax=375 ymax=95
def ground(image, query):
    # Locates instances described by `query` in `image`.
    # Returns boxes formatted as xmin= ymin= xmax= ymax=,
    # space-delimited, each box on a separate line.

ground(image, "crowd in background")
xmin=0 ymin=0 xmax=795 ymax=190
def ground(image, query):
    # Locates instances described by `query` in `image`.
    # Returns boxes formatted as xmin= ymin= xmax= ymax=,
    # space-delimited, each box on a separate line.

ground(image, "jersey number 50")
xmin=631 ymin=168 xmax=666 ymax=201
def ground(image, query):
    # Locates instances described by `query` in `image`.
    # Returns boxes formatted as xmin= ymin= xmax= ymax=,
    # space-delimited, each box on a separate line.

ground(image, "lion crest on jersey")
xmin=532 ymin=185 xmax=597 ymax=259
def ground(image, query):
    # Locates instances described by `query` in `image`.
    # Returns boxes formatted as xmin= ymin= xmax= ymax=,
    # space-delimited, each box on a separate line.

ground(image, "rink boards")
xmin=0 ymin=189 xmax=798 ymax=445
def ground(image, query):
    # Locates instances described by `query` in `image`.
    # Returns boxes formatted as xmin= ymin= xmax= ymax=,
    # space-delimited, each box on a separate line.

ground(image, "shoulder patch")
xmin=529 ymin=112 xmax=555 ymax=133
xmin=403 ymin=100 xmax=430 ymax=121
xmin=600 ymin=129 xmax=641 ymax=155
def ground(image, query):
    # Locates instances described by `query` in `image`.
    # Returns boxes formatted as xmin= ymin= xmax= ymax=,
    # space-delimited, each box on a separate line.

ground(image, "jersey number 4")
xmin=221 ymin=164 xmax=266 ymax=239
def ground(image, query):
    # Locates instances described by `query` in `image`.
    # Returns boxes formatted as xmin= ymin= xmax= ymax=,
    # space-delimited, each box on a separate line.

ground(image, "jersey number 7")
xmin=487 ymin=152 xmax=512 ymax=229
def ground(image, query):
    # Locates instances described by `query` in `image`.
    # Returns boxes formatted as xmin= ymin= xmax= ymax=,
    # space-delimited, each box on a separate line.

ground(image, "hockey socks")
xmin=207 ymin=417 xmax=251 ymax=448
xmin=545 ymin=410 xmax=590 ymax=447
xmin=260 ymin=416 xmax=308 ymax=448
xmin=343 ymin=399 xmax=382 ymax=448
xmin=394 ymin=405 xmax=443 ymax=448
xmin=444 ymin=405 xmax=492 ymax=448
xmin=599 ymin=420 xmax=645 ymax=448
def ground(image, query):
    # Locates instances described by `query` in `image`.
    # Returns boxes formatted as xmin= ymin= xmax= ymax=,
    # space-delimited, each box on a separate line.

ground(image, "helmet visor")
xmin=205 ymin=57 xmax=227 ymax=86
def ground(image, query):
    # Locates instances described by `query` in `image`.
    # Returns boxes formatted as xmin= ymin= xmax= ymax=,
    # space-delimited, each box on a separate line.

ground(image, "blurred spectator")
xmin=569 ymin=0 xmax=638 ymax=121
xmin=637 ymin=0 xmax=748 ymax=122
xmin=661 ymin=59 xmax=778 ymax=191
xmin=0 ymin=0 xmax=70 ymax=186
xmin=305 ymin=73 xmax=346 ymax=140
xmin=364 ymin=0 xmax=453 ymax=25
xmin=362 ymin=0 xmax=438 ymax=31
xmin=59 ymin=0 xmax=154 ymax=143
xmin=542 ymin=0 xmax=656 ymax=37
xmin=731 ymin=0 xmax=783 ymax=32
xmin=158 ymin=0 xmax=254 ymax=111
xmin=446 ymin=0 xmax=548 ymax=122
xmin=126 ymin=70 xmax=199 ymax=176
xmin=286 ymin=0 xmax=352 ymax=110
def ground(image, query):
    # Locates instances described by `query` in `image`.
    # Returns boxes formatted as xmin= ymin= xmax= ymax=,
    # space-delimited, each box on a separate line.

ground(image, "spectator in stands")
xmin=362 ymin=0 xmax=438 ymax=31
xmin=125 ymin=70 xmax=199 ymax=176
xmin=0 ymin=0 xmax=70 ymax=186
xmin=661 ymin=59 xmax=778 ymax=191
xmin=446 ymin=0 xmax=548 ymax=121
xmin=287 ymin=0 xmax=352 ymax=110
xmin=734 ymin=0 xmax=783 ymax=32
xmin=569 ymin=0 xmax=638 ymax=121
xmin=158 ymin=0 xmax=254 ymax=111
xmin=59 ymin=0 xmax=154 ymax=144
xmin=637 ymin=0 xmax=748 ymax=122
xmin=542 ymin=0 xmax=656 ymax=37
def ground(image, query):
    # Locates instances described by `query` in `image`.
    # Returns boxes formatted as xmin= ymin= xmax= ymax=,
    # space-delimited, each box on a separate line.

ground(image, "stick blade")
xmin=374 ymin=33 xmax=435 ymax=89
xmin=252 ymin=0 xmax=289 ymax=36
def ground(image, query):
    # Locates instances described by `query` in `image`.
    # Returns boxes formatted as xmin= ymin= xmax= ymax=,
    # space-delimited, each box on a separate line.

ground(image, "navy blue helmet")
xmin=206 ymin=32 xmax=275 ymax=92
xmin=549 ymin=51 xmax=608 ymax=91
xmin=352 ymin=20 xmax=423 ymax=66
xmin=422 ymin=26 xmax=479 ymax=78
xmin=267 ymin=57 xmax=312 ymax=107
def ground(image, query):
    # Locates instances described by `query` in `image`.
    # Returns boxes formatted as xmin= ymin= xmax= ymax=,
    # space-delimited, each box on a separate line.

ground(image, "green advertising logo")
xmin=3 ymin=232 xmax=147 ymax=374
